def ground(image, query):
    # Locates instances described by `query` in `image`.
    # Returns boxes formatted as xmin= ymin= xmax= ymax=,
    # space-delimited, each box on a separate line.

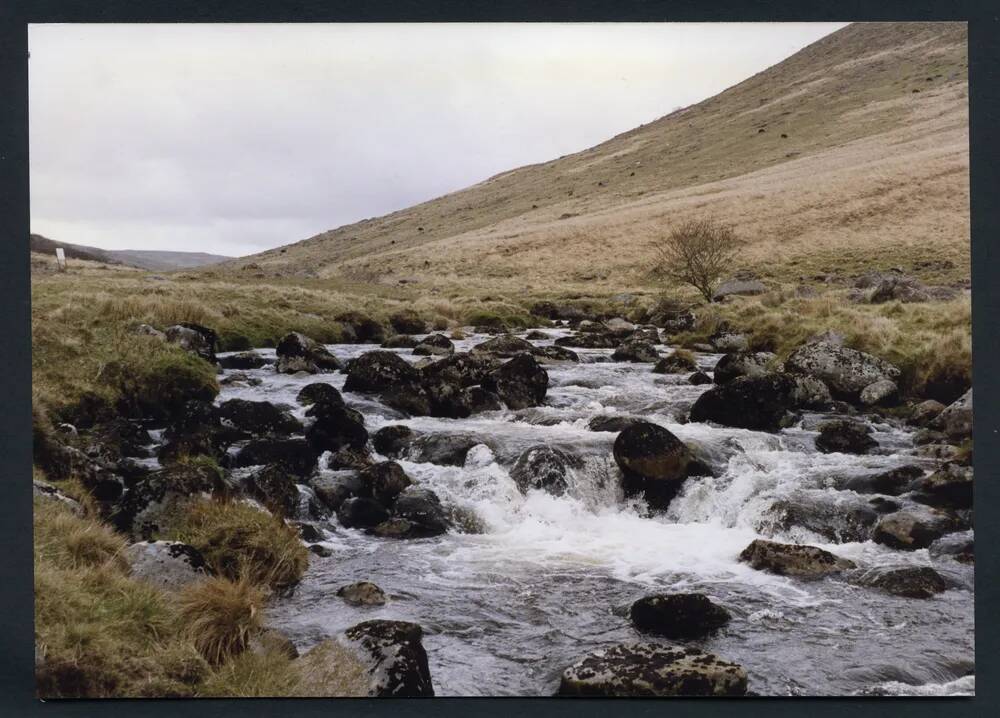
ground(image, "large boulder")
xmin=114 ymin=460 xmax=226 ymax=539
xmin=613 ymin=421 xmax=692 ymax=510
xmin=912 ymin=463 xmax=973 ymax=509
xmin=422 ymin=352 xmax=502 ymax=387
xmin=843 ymin=465 xmax=924 ymax=495
xmin=218 ymin=351 xmax=267 ymax=370
xmin=276 ymin=332 xmax=343 ymax=373
xmin=358 ymin=461 xmax=412 ymax=506
xmin=343 ymin=620 xmax=434 ymax=697
xmin=509 ymin=445 xmax=581 ymax=496
xmin=739 ymin=539 xmax=855 ymax=577
xmin=629 ymin=594 xmax=731 ymax=639
xmin=388 ymin=487 xmax=450 ymax=537
xmin=869 ymin=275 xmax=931 ymax=304
xmin=759 ymin=492 xmax=879 ymax=544
xmin=218 ymin=398 xmax=302 ymax=436
xmin=872 ymin=509 xmax=960 ymax=550
xmin=125 ymin=540 xmax=209 ymax=591
xmin=305 ymin=403 xmax=368 ymax=454
xmin=604 ymin=317 xmax=637 ymax=337
xmin=245 ymin=464 xmax=301 ymax=517
xmin=712 ymin=352 xmax=774 ymax=384
xmin=309 ymin=471 xmax=365 ymax=511
xmin=611 ymin=339 xmax=660 ymax=363
xmin=344 ymin=351 xmax=420 ymax=393
xmin=689 ymin=373 xmax=799 ymax=432
xmin=297 ymin=383 xmax=344 ymax=407
xmin=859 ymin=379 xmax=899 ymax=407
xmin=471 ymin=334 xmax=533 ymax=358
xmin=337 ymin=581 xmax=387 ymax=606
xmin=558 ymin=643 xmax=747 ymax=697
xmin=815 ymin=420 xmax=877 ymax=455
xmin=372 ymin=425 xmax=416 ymax=459
xmin=853 ymin=566 xmax=948 ymax=599
xmin=229 ymin=437 xmax=319 ymax=477
xmin=934 ymin=389 xmax=972 ymax=440
xmin=407 ymin=433 xmax=482 ymax=466
xmin=713 ymin=278 xmax=766 ymax=301
xmin=784 ymin=341 xmax=901 ymax=401
xmin=337 ymin=497 xmax=390 ymax=529
xmin=412 ymin=334 xmax=455 ymax=356
xmin=481 ymin=354 xmax=548 ymax=410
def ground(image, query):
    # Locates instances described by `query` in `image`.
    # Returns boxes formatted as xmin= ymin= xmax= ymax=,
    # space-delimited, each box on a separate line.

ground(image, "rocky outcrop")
xmin=126 ymin=540 xmax=209 ymax=591
xmin=784 ymin=341 xmax=900 ymax=401
xmin=558 ymin=643 xmax=747 ymax=697
xmin=739 ymin=539 xmax=855 ymax=577
xmin=337 ymin=581 xmax=387 ymax=606
xmin=613 ymin=421 xmax=693 ymax=510
xmin=689 ymin=373 xmax=799 ymax=432
xmin=509 ymin=445 xmax=581 ymax=496
xmin=275 ymin=332 xmax=343 ymax=374
xmin=343 ymin=620 xmax=434 ymax=697
xmin=712 ymin=352 xmax=774 ymax=384
xmin=343 ymin=351 xmax=420 ymax=393
xmin=481 ymin=354 xmax=548 ymax=410
xmin=815 ymin=420 xmax=877 ymax=455
xmin=218 ymin=398 xmax=302 ymax=436
xmin=629 ymin=594 xmax=731 ymax=638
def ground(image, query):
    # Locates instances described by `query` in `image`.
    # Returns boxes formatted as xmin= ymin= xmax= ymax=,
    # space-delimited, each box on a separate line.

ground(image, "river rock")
xmin=509 ymin=445 xmax=581 ymax=496
xmin=381 ymin=334 xmax=420 ymax=349
xmin=126 ymin=540 xmax=209 ymax=591
xmin=860 ymin=379 xmax=899 ymax=407
xmin=934 ymin=389 xmax=972 ymax=439
xmin=337 ymin=497 xmax=390 ymax=529
xmin=843 ymin=465 xmax=924 ymax=495
xmin=815 ymin=419 xmax=877 ymax=455
xmin=344 ymin=351 xmax=420 ymax=393
xmin=389 ymin=487 xmax=449 ymax=536
xmin=471 ymin=334 xmax=533 ymax=357
xmin=407 ymin=433 xmax=482 ymax=466
xmin=688 ymin=371 xmax=712 ymax=385
xmin=784 ymin=341 xmax=900 ymax=401
xmin=910 ymin=399 xmax=947 ymax=426
xmin=219 ymin=351 xmax=268 ymax=370
xmin=713 ymin=278 xmax=767 ymax=301
xmin=310 ymin=471 xmax=365 ymax=511
xmin=629 ymin=594 xmax=731 ymax=638
xmin=588 ymin=415 xmax=644 ymax=433
xmin=481 ymin=353 xmax=548 ymax=410
xmin=218 ymin=398 xmax=302 ymax=436
xmin=297 ymin=383 xmax=344 ymax=407
xmin=929 ymin=531 xmax=974 ymax=564
xmin=230 ymin=437 xmax=319 ymax=477
xmin=359 ymin=461 xmax=412 ymax=507
xmin=245 ymin=464 xmax=300 ymax=517
xmin=653 ymin=351 xmax=697 ymax=374
xmin=413 ymin=334 xmax=455 ymax=356
xmin=791 ymin=375 xmax=834 ymax=408
xmin=760 ymin=493 xmax=879 ymax=544
xmin=613 ymin=421 xmax=692 ymax=510
xmin=710 ymin=332 xmax=749 ymax=353
xmin=422 ymin=352 xmax=502 ymax=387
xmin=114 ymin=460 xmax=227 ymax=539
xmin=555 ymin=333 xmax=619 ymax=349
xmin=531 ymin=345 xmax=580 ymax=363
xmin=713 ymin=352 xmax=775 ymax=384
xmin=612 ymin=339 xmax=660 ymax=363
xmin=343 ymin=620 xmax=434 ymax=697
xmin=872 ymin=509 xmax=959 ymax=550
xmin=853 ymin=566 xmax=948 ymax=599
xmin=305 ymin=400 xmax=368 ymax=452
xmin=372 ymin=425 xmax=416 ymax=458
xmin=558 ymin=643 xmax=747 ymax=697
xmin=912 ymin=463 xmax=972 ymax=509
xmin=337 ymin=581 xmax=387 ymax=606
xmin=276 ymin=332 xmax=342 ymax=373
xmin=739 ymin=539 xmax=855 ymax=577
xmin=689 ymin=373 xmax=799 ymax=432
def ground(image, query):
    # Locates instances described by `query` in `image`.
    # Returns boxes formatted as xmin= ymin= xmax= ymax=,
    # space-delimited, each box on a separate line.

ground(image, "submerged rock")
xmin=613 ymin=421 xmax=692 ymax=510
xmin=629 ymin=594 xmax=731 ymax=638
xmin=509 ymin=445 xmax=581 ymax=496
xmin=739 ymin=539 xmax=855 ymax=577
xmin=558 ymin=643 xmax=747 ymax=697
xmin=343 ymin=620 xmax=434 ymax=697
xmin=337 ymin=581 xmax=387 ymax=606
xmin=853 ymin=566 xmax=948 ymax=599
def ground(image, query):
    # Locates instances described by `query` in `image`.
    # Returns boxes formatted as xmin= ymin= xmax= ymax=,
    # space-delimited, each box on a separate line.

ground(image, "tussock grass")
xmin=177 ymin=576 xmax=265 ymax=665
xmin=165 ymin=498 xmax=309 ymax=590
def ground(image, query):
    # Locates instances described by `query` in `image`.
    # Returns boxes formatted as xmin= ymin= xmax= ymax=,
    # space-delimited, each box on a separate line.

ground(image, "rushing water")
xmin=215 ymin=328 xmax=974 ymax=697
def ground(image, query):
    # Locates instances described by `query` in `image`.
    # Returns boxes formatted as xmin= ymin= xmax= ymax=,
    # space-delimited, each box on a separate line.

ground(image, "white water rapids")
xmin=215 ymin=327 xmax=974 ymax=697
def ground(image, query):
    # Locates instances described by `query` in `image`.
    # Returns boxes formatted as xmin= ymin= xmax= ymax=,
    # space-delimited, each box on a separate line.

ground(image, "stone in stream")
xmin=815 ymin=419 xmax=877 ymax=455
xmin=358 ymin=461 xmax=412 ymax=507
xmin=783 ymin=340 xmax=900 ymax=401
xmin=229 ymin=437 xmax=319 ymax=477
xmin=413 ymin=334 xmax=455 ymax=356
xmin=852 ymin=566 xmax=948 ymax=599
xmin=470 ymin=334 xmax=533 ymax=357
xmin=125 ymin=540 xmax=210 ymax=591
xmin=531 ymin=345 xmax=580 ymax=363
xmin=653 ymin=351 xmax=698 ymax=374
xmin=604 ymin=317 xmax=637 ymax=337
xmin=909 ymin=399 xmax=947 ymax=426
xmin=309 ymin=471 xmax=364 ymax=511
xmin=343 ymin=350 xmax=421 ymax=393
xmin=712 ymin=351 xmax=775 ymax=384
xmin=525 ymin=330 xmax=552 ymax=340
xmin=588 ymin=415 xmax=644 ymax=433
xmin=218 ymin=398 xmax=303 ymax=437
xmin=386 ymin=487 xmax=450 ymax=537
xmin=297 ymin=382 xmax=345 ymax=407
xmin=509 ymin=445 xmax=582 ymax=496
xmin=275 ymin=331 xmax=343 ymax=373
xmin=929 ymin=531 xmax=974 ymax=564
xmin=739 ymin=539 xmax=855 ymax=577
xmin=688 ymin=371 xmax=713 ymax=385
xmin=304 ymin=403 xmax=368 ymax=453
xmin=611 ymin=339 xmax=660 ymax=363
xmin=337 ymin=581 xmax=387 ymax=606
xmin=481 ymin=353 xmax=548 ymax=410
xmin=245 ymin=463 xmax=301 ymax=517
xmin=554 ymin=332 xmax=619 ymax=349
xmin=843 ymin=465 xmax=924 ymax=495
xmin=911 ymin=463 xmax=973 ymax=509
xmin=759 ymin=493 xmax=879 ymax=544
xmin=372 ymin=425 xmax=416 ymax=458
xmin=872 ymin=509 xmax=960 ymax=550
xmin=164 ymin=324 xmax=216 ymax=363
xmin=558 ymin=643 xmax=747 ymax=697
xmin=933 ymin=389 xmax=972 ymax=440
xmin=381 ymin=334 xmax=420 ymax=349
xmin=407 ymin=433 xmax=483 ymax=466
xmin=337 ymin=497 xmax=390 ymax=529
xmin=629 ymin=594 xmax=731 ymax=638
xmin=218 ymin=351 xmax=268 ymax=370
xmin=343 ymin=620 xmax=434 ymax=696
xmin=859 ymin=379 xmax=899 ymax=407
xmin=688 ymin=373 xmax=799 ymax=432
xmin=612 ymin=421 xmax=693 ymax=510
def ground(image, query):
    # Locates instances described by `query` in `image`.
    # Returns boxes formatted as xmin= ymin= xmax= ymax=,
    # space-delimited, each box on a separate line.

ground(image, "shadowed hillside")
xmin=220 ymin=21 xmax=968 ymax=294
xmin=30 ymin=234 xmax=232 ymax=271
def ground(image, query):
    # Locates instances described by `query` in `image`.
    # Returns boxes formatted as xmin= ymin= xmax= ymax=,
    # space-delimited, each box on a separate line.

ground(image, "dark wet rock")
xmin=555 ymin=332 xmax=620 ymax=349
xmin=588 ymin=415 xmax=644 ymax=433
xmin=390 ymin=487 xmax=449 ymax=536
xmin=114 ymin=460 xmax=226 ymax=539
xmin=305 ymin=403 xmax=368 ymax=453
xmin=471 ymin=334 xmax=533 ymax=357
xmin=125 ymin=540 xmax=209 ymax=591
xmin=910 ymin=399 xmax=947 ymax=426
xmin=337 ymin=497 xmax=390 ymax=529
xmin=344 ymin=350 xmax=420 ymax=393
xmin=688 ymin=371 xmax=712 ymax=385
xmin=275 ymin=332 xmax=343 ymax=373
xmin=389 ymin=311 xmax=427 ymax=335
xmin=929 ymin=531 xmax=974 ymax=564
xmin=689 ymin=373 xmax=799 ymax=432
xmin=630 ymin=326 xmax=661 ymax=344
xmin=815 ymin=419 xmax=877 ymax=455
xmin=407 ymin=433 xmax=482 ymax=466
xmin=523 ymin=329 xmax=550 ymax=340
xmin=873 ymin=509 xmax=960 ymax=550
xmin=713 ymin=352 xmax=775 ymax=384
xmin=230 ymin=437 xmax=319 ymax=477
xmin=296 ymin=522 xmax=325 ymax=542
xmin=844 ymin=465 xmax=924 ymax=495
xmin=372 ymin=425 xmax=416 ymax=459
xmin=531 ymin=345 xmax=580 ymax=363
xmin=912 ymin=463 xmax=972 ymax=509
xmin=612 ymin=339 xmax=660 ymax=363
xmin=791 ymin=375 xmax=834 ymax=409
xmin=359 ymin=461 xmax=412 ymax=507
xmin=165 ymin=324 xmax=216 ymax=363
xmin=42 ymin=445 xmax=125 ymax=506
xmin=868 ymin=496 xmax=902 ymax=514
xmin=739 ymin=539 xmax=855 ymax=577
xmin=87 ymin=418 xmax=153 ymax=461
xmin=784 ymin=341 xmax=901 ymax=401
xmin=219 ymin=351 xmax=267 ymax=370
xmin=713 ymin=278 xmax=766 ymax=301
xmin=759 ymin=493 xmax=878 ymax=543
xmin=576 ymin=320 xmax=605 ymax=333
xmin=338 ymin=581 xmax=386 ymax=606
xmin=324 ymin=445 xmax=374 ymax=473
xmin=296 ymin=382 xmax=344 ymax=407
xmin=933 ymin=389 xmax=972 ymax=440
xmin=853 ymin=566 xmax=948 ymax=599
xmin=343 ymin=620 xmax=434 ymax=697
xmin=629 ymin=593 xmax=731 ymax=638
xmin=422 ymin=351 xmax=502 ymax=387
xmin=652 ymin=352 xmax=697 ymax=375
xmin=859 ymin=379 xmax=899 ymax=407
xmin=613 ymin=421 xmax=693 ymax=510
xmin=336 ymin=312 xmax=387 ymax=344
xmin=558 ymin=643 xmax=747 ymax=697
xmin=310 ymin=471 xmax=365 ymax=511
xmin=245 ymin=464 xmax=300 ymax=517
xmin=381 ymin=334 xmax=420 ymax=349
xmin=510 ymin=445 xmax=581 ymax=496
xmin=481 ymin=353 xmax=548 ymax=410
xmin=413 ymin=334 xmax=455 ymax=356
xmin=218 ymin=398 xmax=302 ymax=436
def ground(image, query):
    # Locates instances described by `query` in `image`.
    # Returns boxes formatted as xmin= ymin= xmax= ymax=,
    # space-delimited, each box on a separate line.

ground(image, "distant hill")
xmin=29 ymin=234 xmax=232 ymax=271
xmin=220 ymin=21 xmax=969 ymax=292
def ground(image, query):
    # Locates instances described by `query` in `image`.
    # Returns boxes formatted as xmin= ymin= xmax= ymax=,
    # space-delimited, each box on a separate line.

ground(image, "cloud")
xmin=29 ymin=22 xmax=846 ymax=256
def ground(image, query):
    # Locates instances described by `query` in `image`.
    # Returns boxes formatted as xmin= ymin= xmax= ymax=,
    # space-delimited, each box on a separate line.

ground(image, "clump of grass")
xmin=199 ymin=648 xmax=302 ymax=697
xmin=670 ymin=348 xmax=697 ymax=365
xmin=34 ymin=497 xmax=126 ymax=570
xmin=166 ymin=498 xmax=308 ymax=590
xmin=177 ymin=576 xmax=264 ymax=666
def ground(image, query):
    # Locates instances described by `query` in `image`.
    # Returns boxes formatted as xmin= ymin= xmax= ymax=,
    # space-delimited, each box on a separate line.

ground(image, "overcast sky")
xmin=29 ymin=22 xmax=846 ymax=257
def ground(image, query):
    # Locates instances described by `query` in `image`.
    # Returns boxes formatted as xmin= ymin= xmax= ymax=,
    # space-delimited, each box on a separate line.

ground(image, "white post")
xmin=55 ymin=247 xmax=66 ymax=271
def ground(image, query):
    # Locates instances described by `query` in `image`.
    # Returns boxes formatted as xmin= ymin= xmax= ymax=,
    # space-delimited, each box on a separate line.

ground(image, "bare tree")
xmin=654 ymin=218 xmax=744 ymax=302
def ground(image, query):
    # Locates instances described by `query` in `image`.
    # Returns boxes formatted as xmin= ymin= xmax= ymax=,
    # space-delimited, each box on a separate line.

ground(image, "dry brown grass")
xmin=177 ymin=576 xmax=265 ymax=666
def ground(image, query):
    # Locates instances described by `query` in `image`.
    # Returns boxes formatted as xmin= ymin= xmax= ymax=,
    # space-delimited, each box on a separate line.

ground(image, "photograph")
xmin=28 ymin=20 xmax=973 ymax=698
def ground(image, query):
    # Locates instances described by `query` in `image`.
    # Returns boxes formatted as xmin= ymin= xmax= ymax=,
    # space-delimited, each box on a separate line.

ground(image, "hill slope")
xmin=30 ymin=234 xmax=232 ymax=271
xmin=222 ymin=22 xmax=969 ymax=294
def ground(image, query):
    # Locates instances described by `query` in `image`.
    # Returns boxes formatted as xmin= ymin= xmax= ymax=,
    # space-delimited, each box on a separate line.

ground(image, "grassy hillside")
xmin=218 ymin=22 xmax=968 ymax=296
